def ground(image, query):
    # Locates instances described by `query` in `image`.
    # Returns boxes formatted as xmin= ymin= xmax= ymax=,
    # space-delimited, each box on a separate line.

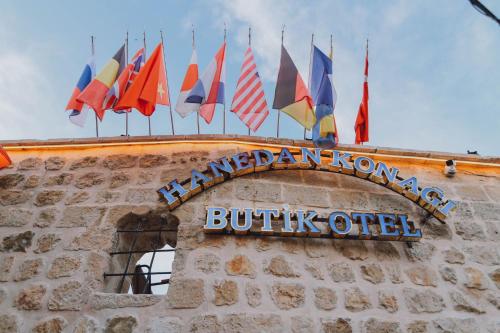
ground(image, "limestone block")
xmin=69 ymin=156 xmax=99 ymax=170
xmin=455 ymin=185 xmax=489 ymax=201
xmin=360 ymin=263 xmax=385 ymax=284
xmin=373 ymin=242 xmax=400 ymax=261
xmin=90 ymin=293 xmax=162 ymax=309
xmin=336 ymin=240 xmax=368 ymax=260
xmin=0 ymin=314 xmax=18 ymax=333
xmin=235 ymin=180 xmax=282 ymax=203
xmin=104 ymin=316 xmax=137 ymax=333
xmin=67 ymin=227 xmax=114 ymax=251
xmin=361 ymin=318 xmax=401 ymax=333
xmin=47 ymin=256 xmax=80 ymax=279
xmin=489 ymin=268 xmax=500 ymax=289
xmin=44 ymin=173 xmax=74 ymax=186
xmin=449 ymin=290 xmax=485 ymax=314
xmin=404 ymin=242 xmax=436 ymax=262
xmin=187 ymin=315 xmax=219 ymax=333
xmin=304 ymin=239 xmax=331 ymax=258
xmin=406 ymin=321 xmax=429 ymax=333
xmin=472 ymin=202 xmax=500 ymax=222
xmin=454 ymin=220 xmax=486 ymax=241
xmin=194 ymin=253 xmax=220 ymax=273
xmin=32 ymin=317 xmax=67 ymax=333
xmin=403 ymin=288 xmax=444 ymax=313
xmin=405 ymin=265 xmax=438 ymax=286
xmin=213 ymin=280 xmax=238 ymax=306
xmin=329 ymin=262 xmax=355 ymax=283
xmin=464 ymin=267 xmax=489 ymax=290
xmin=304 ymin=261 xmax=324 ymax=280
xmin=432 ymin=318 xmax=479 ymax=333
xmin=465 ymin=245 xmax=500 ymax=266
xmin=166 ymin=278 xmax=204 ymax=309
xmin=139 ymin=154 xmax=168 ymax=168
xmin=48 ymin=281 xmax=88 ymax=311
xmin=291 ymin=316 xmax=314 ymax=333
xmin=344 ymin=287 xmax=371 ymax=312
xmin=264 ymin=255 xmax=300 ymax=277
xmin=24 ymin=175 xmax=41 ymax=189
xmin=443 ymin=247 xmax=465 ymax=264
xmin=245 ymin=282 xmax=262 ymax=308
xmin=421 ymin=217 xmax=452 ymax=240
xmin=14 ymin=284 xmax=46 ymax=310
xmin=439 ymin=266 xmax=457 ymax=284
xmin=221 ymin=314 xmax=282 ymax=333
xmin=0 ymin=190 xmax=30 ymax=206
xmin=283 ymin=184 xmax=329 ymax=207
xmin=17 ymin=157 xmax=42 ymax=170
xmin=34 ymin=190 xmax=65 ymax=206
xmin=75 ymin=172 xmax=105 ymax=189
xmin=386 ymin=264 xmax=404 ymax=284
xmin=45 ymin=157 xmax=66 ymax=171
xmin=109 ymin=172 xmax=130 ymax=189
xmin=125 ymin=188 xmax=158 ymax=203
xmin=103 ymin=154 xmax=138 ymax=170
xmin=35 ymin=208 xmax=58 ymax=228
xmin=0 ymin=208 xmax=32 ymax=227
xmin=58 ymin=206 xmax=106 ymax=227
xmin=73 ymin=316 xmax=98 ymax=333
xmin=225 ymin=254 xmax=256 ymax=278
xmin=319 ymin=318 xmax=352 ymax=333
xmin=255 ymin=238 xmax=273 ymax=252
xmin=0 ymin=256 xmax=14 ymax=281
xmin=14 ymin=258 xmax=42 ymax=281
xmin=0 ymin=174 xmax=24 ymax=189
xmin=65 ymin=191 xmax=90 ymax=205
xmin=314 ymin=287 xmax=337 ymax=310
xmin=1 ymin=231 xmax=34 ymax=252
xmin=270 ymin=282 xmax=305 ymax=310
xmin=95 ymin=191 xmax=121 ymax=204
xmin=146 ymin=317 xmax=182 ymax=333
xmin=378 ymin=290 xmax=398 ymax=313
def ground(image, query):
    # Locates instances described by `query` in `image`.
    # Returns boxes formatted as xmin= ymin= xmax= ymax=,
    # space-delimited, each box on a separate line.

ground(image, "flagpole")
xmin=304 ymin=33 xmax=314 ymax=141
xmin=125 ymin=31 xmax=129 ymax=136
xmin=161 ymin=30 xmax=175 ymax=135
xmin=277 ymin=25 xmax=284 ymax=138
xmin=247 ymin=27 xmax=251 ymax=137
xmin=91 ymin=35 xmax=99 ymax=138
xmin=193 ymin=26 xmax=200 ymax=135
xmin=222 ymin=23 xmax=227 ymax=135
xmin=143 ymin=31 xmax=151 ymax=136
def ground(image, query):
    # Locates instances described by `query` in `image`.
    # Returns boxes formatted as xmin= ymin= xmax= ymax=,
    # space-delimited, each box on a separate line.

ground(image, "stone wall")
xmin=0 ymin=136 xmax=499 ymax=333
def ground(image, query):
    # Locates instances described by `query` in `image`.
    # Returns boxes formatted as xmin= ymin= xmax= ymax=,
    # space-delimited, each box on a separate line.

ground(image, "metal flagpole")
xmin=305 ymin=33 xmax=314 ymax=140
xmin=277 ymin=25 xmax=284 ymax=138
xmin=193 ymin=26 xmax=200 ymax=135
xmin=161 ymin=30 xmax=175 ymax=135
xmin=91 ymin=35 xmax=99 ymax=138
xmin=125 ymin=31 xmax=129 ymax=136
xmin=248 ymin=27 xmax=251 ymax=136
xmin=143 ymin=31 xmax=151 ymax=136
xmin=222 ymin=23 xmax=227 ymax=135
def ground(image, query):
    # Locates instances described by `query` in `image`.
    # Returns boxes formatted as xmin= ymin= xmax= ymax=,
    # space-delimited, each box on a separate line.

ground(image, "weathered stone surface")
xmin=44 ymin=173 xmax=74 ymax=186
xmin=304 ymin=261 xmax=324 ymax=280
xmin=95 ymin=191 xmax=121 ymax=203
xmin=443 ymin=247 xmax=465 ymax=264
xmin=0 ymin=208 xmax=32 ymax=226
xmin=405 ymin=242 xmax=436 ymax=262
xmin=48 ymin=281 xmax=88 ymax=311
xmin=194 ymin=253 xmax=220 ymax=273
xmin=17 ymin=157 xmax=42 ymax=170
xmin=90 ymin=293 xmax=162 ymax=309
xmin=0 ymin=314 xmax=18 ymax=333
xmin=0 ymin=256 xmax=14 ymax=281
xmin=344 ymin=287 xmax=371 ymax=312
xmin=109 ymin=172 xmax=129 ymax=189
xmin=329 ymin=262 xmax=355 ymax=282
xmin=320 ymin=318 xmax=352 ymax=333
xmin=489 ymin=268 xmax=500 ymax=289
xmin=264 ymin=255 xmax=300 ymax=277
xmin=103 ymin=154 xmax=137 ymax=169
xmin=104 ymin=316 xmax=137 ymax=333
xmin=245 ymin=282 xmax=261 ymax=307
xmin=14 ymin=284 xmax=46 ymax=310
xmin=146 ymin=317 xmax=182 ymax=333
xmin=84 ymin=251 xmax=107 ymax=290
xmin=433 ymin=318 xmax=479 ymax=333
xmin=166 ymin=278 xmax=204 ymax=309
xmin=214 ymin=280 xmax=238 ymax=306
xmin=465 ymin=245 xmax=500 ymax=265
xmin=464 ymin=267 xmax=489 ymax=290
xmin=291 ymin=316 xmax=314 ymax=333
xmin=449 ymin=290 xmax=485 ymax=314
xmin=75 ymin=172 xmax=105 ymax=189
xmin=336 ymin=240 xmax=368 ymax=260
xmin=235 ymin=180 xmax=282 ymax=202
xmin=34 ymin=234 xmax=60 ymax=254
xmin=34 ymin=190 xmax=65 ymax=206
xmin=361 ymin=263 xmax=385 ymax=284
xmin=455 ymin=220 xmax=486 ymax=241
xmin=137 ymin=170 xmax=155 ymax=185
xmin=139 ymin=154 xmax=168 ymax=168
xmin=70 ymin=157 xmax=98 ymax=170
xmin=221 ymin=314 xmax=282 ymax=333
xmin=47 ymin=256 xmax=80 ymax=279
xmin=0 ymin=288 xmax=5 ymax=304
xmin=1 ymin=231 xmax=34 ymax=252
xmin=24 ymin=175 xmax=41 ymax=188
xmin=45 ymin=157 xmax=66 ymax=171
xmin=386 ymin=264 xmax=404 ymax=284
xmin=373 ymin=242 xmax=400 ymax=260
xmin=58 ymin=206 xmax=106 ymax=227
xmin=486 ymin=292 xmax=500 ymax=310
xmin=439 ymin=266 xmax=457 ymax=284
xmin=0 ymin=173 xmax=24 ymax=189
xmin=270 ymin=282 xmax=305 ymax=310
xmin=33 ymin=317 xmax=67 ymax=333
xmin=485 ymin=222 xmax=500 ymax=241
xmin=304 ymin=239 xmax=331 ymax=258
xmin=35 ymin=208 xmax=57 ymax=228
xmin=187 ymin=315 xmax=220 ymax=333
xmin=314 ymin=287 xmax=337 ymax=310
xmin=361 ymin=318 xmax=401 ymax=333
xmin=403 ymin=288 xmax=444 ymax=313
xmin=14 ymin=258 xmax=42 ymax=281
xmin=0 ymin=190 xmax=30 ymax=206
xmin=67 ymin=226 xmax=114 ymax=251
xmin=378 ymin=290 xmax=398 ymax=313
xmin=225 ymin=254 xmax=256 ymax=278
xmin=255 ymin=238 xmax=273 ymax=252
xmin=73 ymin=316 xmax=98 ymax=333
xmin=421 ymin=217 xmax=452 ymax=240
xmin=283 ymin=184 xmax=329 ymax=207
xmin=65 ymin=191 xmax=90 ymax=205
xmin=405 ymin=265 xmax=438 ymax=286
xmin=406 ymin=321 xmax=428 ymax=333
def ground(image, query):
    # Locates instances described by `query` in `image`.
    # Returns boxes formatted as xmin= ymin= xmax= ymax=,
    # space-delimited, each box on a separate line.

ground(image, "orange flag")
xmin=0 ymin=146 xmax=12 ymax=169
xmin=115 ymin=42 xmax=169 ymax=116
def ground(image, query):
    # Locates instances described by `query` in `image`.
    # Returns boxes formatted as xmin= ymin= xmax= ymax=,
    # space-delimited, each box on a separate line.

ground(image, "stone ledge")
xmin=90 ymin=292 xmax=163 ymax=310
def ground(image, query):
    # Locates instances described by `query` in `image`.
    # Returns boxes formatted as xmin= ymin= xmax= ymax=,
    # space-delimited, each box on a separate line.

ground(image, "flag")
xmin=103 ymin=48 xmax=145 ymax=113
xmin=231 ymin=47 xmax=269 ymax=132
xmin=185 ymin=42 xmax=226 ymax=124
xmin=77 ymin=45 xmax=126 ymax=120
xmin=273 ymin=45 xmax=315 ymax=129
xmin=175 ymin=49 xmax=199 ymax=118
xmin=114 ymin=43 xmax=169 ymax=117
xmin=0 ymin=146 xmax=11 ymax=169
xmin=65 ymin=56 xmax=96 ymax=127
xmin=309 ymin=46 xmax=338 ymax=148
xmin=355 ymin=43 xmax=369 ymax=144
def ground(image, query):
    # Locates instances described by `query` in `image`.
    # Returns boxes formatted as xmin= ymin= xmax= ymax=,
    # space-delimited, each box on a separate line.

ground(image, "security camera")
xmin=444 ymin=160 xmax=456 ymax=177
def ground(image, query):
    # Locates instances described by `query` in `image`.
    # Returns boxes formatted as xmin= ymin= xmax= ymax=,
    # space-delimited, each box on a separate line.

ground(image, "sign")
xmin=204 ymin=207 xmax=422 ymax=242
xmin=158 ymin=147 xmax=457 ymax=222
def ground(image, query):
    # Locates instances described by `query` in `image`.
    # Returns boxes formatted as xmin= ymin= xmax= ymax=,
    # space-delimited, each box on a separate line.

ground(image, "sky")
xmin=0 ymin=0 xmax=499 ymax=155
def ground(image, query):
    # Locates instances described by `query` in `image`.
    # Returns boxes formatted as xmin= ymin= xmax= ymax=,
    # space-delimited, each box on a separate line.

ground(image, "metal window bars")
xmin=104 ymin=217 xmax=176 ymax=294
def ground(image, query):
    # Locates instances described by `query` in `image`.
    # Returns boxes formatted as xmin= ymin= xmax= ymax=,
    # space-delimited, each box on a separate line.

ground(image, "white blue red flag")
xmin=185 ymin=42 xmax=226 ymax=124
xmin=175 ymin=49 xmax=199 ymax=117
xmin=66 ymin=56 xmax=96 ymax=127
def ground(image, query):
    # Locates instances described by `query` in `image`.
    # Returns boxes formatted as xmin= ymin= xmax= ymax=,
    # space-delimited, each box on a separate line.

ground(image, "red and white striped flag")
xmin=231 ymin=47 xmax=269 ymax=132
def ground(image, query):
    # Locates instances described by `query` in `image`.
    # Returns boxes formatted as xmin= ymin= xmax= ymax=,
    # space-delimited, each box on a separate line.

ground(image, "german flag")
xmin=273 ymin=45 xmax=315 ymax=129
xmin=0 ymin=146 xmax=12 ymax=169
xmin=77 ymin=45 xmax=126 ymax=120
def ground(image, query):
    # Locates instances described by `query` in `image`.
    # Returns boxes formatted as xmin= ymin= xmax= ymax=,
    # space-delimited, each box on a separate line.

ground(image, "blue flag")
xmin=309 ymin=46 xmax=338 ymax=148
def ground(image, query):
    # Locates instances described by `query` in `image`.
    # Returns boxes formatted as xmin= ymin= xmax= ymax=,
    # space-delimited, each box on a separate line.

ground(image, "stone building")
xmin=0 ymin=135 xmax=498 ymax=333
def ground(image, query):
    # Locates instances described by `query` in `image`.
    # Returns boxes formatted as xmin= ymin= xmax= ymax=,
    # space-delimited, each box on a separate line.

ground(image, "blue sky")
xmin=0 ymin=0 xmax=499 ymax=155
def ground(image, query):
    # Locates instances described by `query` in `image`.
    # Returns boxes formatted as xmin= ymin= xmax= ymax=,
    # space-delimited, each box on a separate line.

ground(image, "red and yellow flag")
xmin=0 ymin=146 xmax=12 ymax=169
xmin=355 ymin=42 xmax=369 ymax=144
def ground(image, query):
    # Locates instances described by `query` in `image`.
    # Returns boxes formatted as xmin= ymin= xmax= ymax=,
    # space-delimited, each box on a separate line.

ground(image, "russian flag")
xmin=65 ymin=57 xmax=95 ymax=127
xmin=175 ymin=49 xmax=199 ymax=118
xmin=185 ymin=42 xmax=226 ymax=124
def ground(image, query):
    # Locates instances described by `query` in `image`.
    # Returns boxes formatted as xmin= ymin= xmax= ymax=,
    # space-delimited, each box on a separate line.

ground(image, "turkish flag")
xmin=115 ymin=42 xmax=170 ymax=117
xmin=0 ymin=146 xmax=12 ymax=169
